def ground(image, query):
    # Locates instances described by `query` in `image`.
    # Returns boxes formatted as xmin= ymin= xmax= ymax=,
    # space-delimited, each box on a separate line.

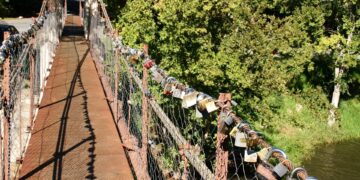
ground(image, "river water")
xmin=303 ymin=139 xmax=360 ymax=180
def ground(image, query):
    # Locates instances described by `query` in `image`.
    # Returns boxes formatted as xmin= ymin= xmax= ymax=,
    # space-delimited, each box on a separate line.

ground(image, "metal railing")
xmin=0 ymin=0 xmax=66 ymax=178
xmin=85 ymin=0 xmax=314 ymax=179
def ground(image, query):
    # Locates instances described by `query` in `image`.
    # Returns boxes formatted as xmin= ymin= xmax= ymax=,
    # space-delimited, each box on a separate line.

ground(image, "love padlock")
xmin=244 ymin=149 xmax=258 ymax=163
xmin=257 ymin=147 xmax=271 ymax=161
xmin=273 ymin=160 xmax=289 ymax=178
xmin=264 ymin=148 xmax=288 ymax=163
xmin=205 ymin=99 xmax=218 ymax=113
xmin=171 ymin=86 xmax=185 ymax=99
xmin=246 ymin=130 xmax=259 ymax=147
xmin=287 ymin=167 xmax=317 ymax=180
xmin=182 ymin=91 xmax=198 ymax=108
xmin=163 ymin=83 xmax=173 ymax=95
xmin=234 ymin=131 xmax=247 ymax=148
xmin=143 ymin=59 xmax=154 ymax=69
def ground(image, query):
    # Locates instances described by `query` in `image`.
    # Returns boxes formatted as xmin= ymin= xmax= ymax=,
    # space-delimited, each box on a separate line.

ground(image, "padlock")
xmin=195 ymin=106 xmax=203 ymax=118
xmin=234 ymin=131 xmax=247 ymax=148
xmin=196 ymin=93 xmax=206 ymax=102
xmin=182 ymin=91 xmax=198 ymax=108
xmin=244 ymin=149 xmax=258 ymax=163
xmin=287 ymin=167 xmax=315 ymax=180
xmin=163 ymin=83 xmax=173 ymax=95
xmin=273 ymin=160 xmax=289 ymax=178
xmin=152 ymin=71 xmax=163 ymax=83
xmin=246 ymin=130 xmax=259 ymax=147
xmin=197 ymin=98 xmax=210 ymax=111
xmin=257 ymin=147 xmax=271 ymax=161
xmin=223 ymin=115 xmax=234 ymax=126
xmin=129 ymin=54 xmax=139 ymax=64
xmin=205 ymin=100 xmax=219 ymax=113
xmin=256 ymin=162 xmax=277 ymax=180
xmin=143 ymin=59 xmax=154 ymax=69
xmin=172 ymin=87 xmax=185 ymax=99
xmin=229 ymin=125 xmax=239 ymax=137
xmin=264 ymin=148 xmax=287 ymax=162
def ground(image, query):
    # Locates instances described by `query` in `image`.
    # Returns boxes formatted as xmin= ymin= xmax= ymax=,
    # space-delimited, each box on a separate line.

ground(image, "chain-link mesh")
xmin=84 ymin=0 xmax=311 ymax=179
xmin=0 ymin=0 xmax=65 ymax=178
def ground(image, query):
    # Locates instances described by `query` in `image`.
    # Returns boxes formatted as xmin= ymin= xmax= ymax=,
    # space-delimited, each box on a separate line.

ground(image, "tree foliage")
xmin=115 ymin=0 xmax=359 ymax=128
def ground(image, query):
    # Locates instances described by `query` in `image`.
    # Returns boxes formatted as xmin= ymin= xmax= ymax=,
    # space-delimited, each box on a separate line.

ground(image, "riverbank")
xmin=257 ymin=96 xmax=360 ymax=165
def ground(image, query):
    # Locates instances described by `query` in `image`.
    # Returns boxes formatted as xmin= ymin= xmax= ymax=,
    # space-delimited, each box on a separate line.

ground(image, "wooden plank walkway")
xmin=19 ymin=15 xmax=133 ymax=180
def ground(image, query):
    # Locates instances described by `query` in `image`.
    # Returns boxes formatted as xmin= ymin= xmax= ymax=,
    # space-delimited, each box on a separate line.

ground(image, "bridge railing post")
xmin=215 ymin=93 xmax=231 ymax=180
xmin=1 ymin=32 xmax=11 ymax=179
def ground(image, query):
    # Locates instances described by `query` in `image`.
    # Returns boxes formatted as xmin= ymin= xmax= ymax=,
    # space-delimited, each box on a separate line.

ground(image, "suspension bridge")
xmin=0 ymin=0 xmax=315 ymax=179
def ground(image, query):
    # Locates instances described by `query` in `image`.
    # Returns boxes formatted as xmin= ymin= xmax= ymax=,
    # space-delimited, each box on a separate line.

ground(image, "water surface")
xmin=304 ymin=139 xmax=360 ymax=180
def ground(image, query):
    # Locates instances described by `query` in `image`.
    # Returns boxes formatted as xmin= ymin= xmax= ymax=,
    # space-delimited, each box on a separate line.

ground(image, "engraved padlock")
xmin=182 ymin=91 xmax=198 ymax=108
xmin=234 ymin=131 xmax=247 ymax=148
xmin=273 ymin=160 xmax=289 ymax=178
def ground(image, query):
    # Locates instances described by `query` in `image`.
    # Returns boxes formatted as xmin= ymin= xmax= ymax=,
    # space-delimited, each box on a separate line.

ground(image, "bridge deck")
xmin=19 ymin=16 xmax=133 ymax=179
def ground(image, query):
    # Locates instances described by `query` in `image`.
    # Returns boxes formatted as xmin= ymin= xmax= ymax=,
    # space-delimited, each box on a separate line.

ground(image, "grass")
xmin=254 ymin=95 xmax=360 ymax=165
xmin=339 ymin=98 xmax=360 ymax=138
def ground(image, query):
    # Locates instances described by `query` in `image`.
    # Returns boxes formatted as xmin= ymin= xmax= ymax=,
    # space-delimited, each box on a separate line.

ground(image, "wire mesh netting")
xmin=0 ymin=1 xmax=65 ymax=178
xmin=84 ymin=0 xmax=312 ymax=180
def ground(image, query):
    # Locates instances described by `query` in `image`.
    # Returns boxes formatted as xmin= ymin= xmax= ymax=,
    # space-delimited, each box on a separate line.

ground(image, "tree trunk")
xmin=328 ymin=67 xmax=343 ymax=126
xmin=327 ymin=27 xmax=354 ymax=126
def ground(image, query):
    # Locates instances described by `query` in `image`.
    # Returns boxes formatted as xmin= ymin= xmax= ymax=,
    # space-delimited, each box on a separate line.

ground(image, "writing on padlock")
xmin=244 ymin=149 xmax=258 ymax=163
xmin=182 ymin=91 xmax=198 ymax=108
xmin=234 ymin=131 xmax=247 ymax=148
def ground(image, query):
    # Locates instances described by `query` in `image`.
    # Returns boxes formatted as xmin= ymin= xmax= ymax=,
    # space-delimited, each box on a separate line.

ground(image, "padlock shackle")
xmin=289 ymin=167 xmax=307 ymax=179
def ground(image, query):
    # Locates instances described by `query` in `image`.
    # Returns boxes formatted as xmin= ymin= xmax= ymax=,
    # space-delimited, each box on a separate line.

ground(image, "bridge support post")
xmin=141 ymin=44 xmax=149 ymax=178
xmin=215 ymin=93 xmax=231 ymax=180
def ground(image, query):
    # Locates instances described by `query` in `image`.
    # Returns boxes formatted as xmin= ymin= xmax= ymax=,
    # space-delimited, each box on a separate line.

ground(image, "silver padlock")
xmin=287 ymin=167 xmax=315 ymax=180
xmin=273 ymin=161 xmax=289 ymax=178
xmin=172 ymin=87 xmax=185 ymax=99
xmin=224 ymin=115 xmax=234 ymax=126
xmin=264 ymin=148 xmax=287 ymax=162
